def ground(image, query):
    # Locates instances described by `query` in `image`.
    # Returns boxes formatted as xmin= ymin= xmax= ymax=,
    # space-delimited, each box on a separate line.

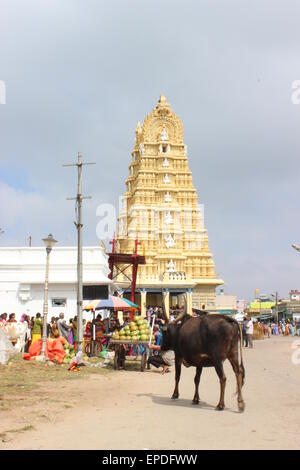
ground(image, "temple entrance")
xmin=132 ymin=289 xmax=189 ymax=314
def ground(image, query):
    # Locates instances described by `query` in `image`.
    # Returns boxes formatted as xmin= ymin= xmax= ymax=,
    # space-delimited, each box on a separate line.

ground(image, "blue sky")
xmin=1 ymin=0 xmax=300 ymax=300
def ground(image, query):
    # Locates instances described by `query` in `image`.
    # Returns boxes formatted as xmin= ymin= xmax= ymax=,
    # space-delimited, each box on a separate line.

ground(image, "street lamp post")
xmin=41 ymin=234 xmax=57 ymax=357
xmin=270 ymin=292 xmax=279 ymax=324
xmin=292 ymin=243 xmax=300 ymax=253
xmin=159 ymin=273 xmax=165 ymax=315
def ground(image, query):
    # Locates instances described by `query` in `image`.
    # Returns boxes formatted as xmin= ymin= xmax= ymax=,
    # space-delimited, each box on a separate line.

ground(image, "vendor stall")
xmin=83 ymin=295 xmax=140 ymax=357
xmin=109 ymin=314 xmax=155 ymax=372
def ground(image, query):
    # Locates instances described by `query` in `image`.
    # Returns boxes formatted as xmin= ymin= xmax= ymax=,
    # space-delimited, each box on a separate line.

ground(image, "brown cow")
xmin=161 ymin=311 xmax=245 ymax=412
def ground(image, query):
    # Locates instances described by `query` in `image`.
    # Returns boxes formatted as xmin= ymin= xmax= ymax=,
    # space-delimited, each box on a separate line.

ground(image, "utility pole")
xmin=275 ymin=291 xmax=279 ymax=324
xmin=64 ymin=152 xmax=95 ymax=353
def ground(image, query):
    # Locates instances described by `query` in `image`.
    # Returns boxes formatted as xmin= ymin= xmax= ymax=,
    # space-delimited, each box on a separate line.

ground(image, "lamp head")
xmin=42 ymin=233 xmax=57 ymax=252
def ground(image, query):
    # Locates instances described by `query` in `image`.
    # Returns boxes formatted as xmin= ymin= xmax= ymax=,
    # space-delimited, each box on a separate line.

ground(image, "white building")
xmin=0 ymin=246 xmax=113 ymax=320
xmin=215 ymin=293 xmax=237 ymax=315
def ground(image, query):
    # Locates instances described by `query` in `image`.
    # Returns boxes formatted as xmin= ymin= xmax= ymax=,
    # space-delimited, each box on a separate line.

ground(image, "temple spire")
xmin=117 ymin=98 xmax=223 ymax=314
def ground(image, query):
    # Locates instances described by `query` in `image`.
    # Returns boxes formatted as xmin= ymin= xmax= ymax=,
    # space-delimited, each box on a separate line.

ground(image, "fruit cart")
xmin=110 ymin=339 xmax=150 ymax=372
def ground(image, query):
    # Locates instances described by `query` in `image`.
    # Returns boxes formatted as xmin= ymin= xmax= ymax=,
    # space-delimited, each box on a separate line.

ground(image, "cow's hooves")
xmin=215 ymin=404 xmax=224 ymax=411
xmin=171 ymin=395 xmax=179 ymax=400
xmin=238 ymin=401 xmax=245 ymax=413
xmin=192 ymin=399 xmax=199 ymax=405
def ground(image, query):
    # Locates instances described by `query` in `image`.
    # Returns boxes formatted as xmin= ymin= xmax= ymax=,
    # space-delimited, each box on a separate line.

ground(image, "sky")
xmin=1 ymin=0 xmax=300 ymax=300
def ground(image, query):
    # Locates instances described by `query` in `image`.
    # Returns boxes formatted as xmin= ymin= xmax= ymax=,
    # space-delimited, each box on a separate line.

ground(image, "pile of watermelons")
xmin=112 ymin=316 xmax=153 ymax=342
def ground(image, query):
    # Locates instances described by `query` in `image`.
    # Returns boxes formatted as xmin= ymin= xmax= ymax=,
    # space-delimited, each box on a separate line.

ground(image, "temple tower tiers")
xmin=117 ymin=96 xmax=223 ymax=314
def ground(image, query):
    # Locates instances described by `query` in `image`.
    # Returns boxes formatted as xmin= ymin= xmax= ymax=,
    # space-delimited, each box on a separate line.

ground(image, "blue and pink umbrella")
xmin=83 ymin=295 xmax=139 ymax=311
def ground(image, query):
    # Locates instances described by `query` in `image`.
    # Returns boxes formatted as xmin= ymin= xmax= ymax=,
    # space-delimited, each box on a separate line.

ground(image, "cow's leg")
xmin=214 ymin=362 xmax=226 ymax=410
xmin=192 ymin=366 xmax=202 ymax=404
xmin=229 ymin=356 xmax=245 ymax=413
xmin=171 ymin=357 xmax=182 ymax=400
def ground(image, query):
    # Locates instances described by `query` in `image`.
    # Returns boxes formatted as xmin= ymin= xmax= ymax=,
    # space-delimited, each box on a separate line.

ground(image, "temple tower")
xmin=116 ymin=96 xmax=223 ymax=314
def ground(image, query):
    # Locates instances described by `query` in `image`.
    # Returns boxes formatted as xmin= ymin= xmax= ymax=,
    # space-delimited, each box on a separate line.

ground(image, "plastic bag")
xmin=0 ymin=327 xmax=18 ymax=365
xmin=28 ymin=339 xmax=42 ymax=357
xmin=24 ymin=338 xmax=66 ymax=364
xmin=45 ymin=338 xmax=66 ymax=364
xmin=99 ymin=346 xmax=107 ymax=358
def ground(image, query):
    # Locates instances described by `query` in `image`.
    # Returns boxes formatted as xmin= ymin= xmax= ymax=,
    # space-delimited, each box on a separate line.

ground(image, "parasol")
xmin=83 ymin=295 xmax=139 ymax=311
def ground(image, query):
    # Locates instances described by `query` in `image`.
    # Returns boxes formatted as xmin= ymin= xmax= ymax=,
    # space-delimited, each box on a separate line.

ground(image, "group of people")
xmin=260 ymin=319 xmax=300 ymax=337
xmin=0 ymin=312 xmax=45 ymax=351
xmin=3 ymin=308 xmax=299 ymax=372
xmin=241 ymin=316 xmax=300 ymax=347
xmin=0 ymin=311 xmax=82 ymax=352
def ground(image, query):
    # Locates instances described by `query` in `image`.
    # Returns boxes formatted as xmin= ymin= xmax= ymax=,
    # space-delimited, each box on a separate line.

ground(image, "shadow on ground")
xmin=136 ymin=393 xmax=240 ymax=414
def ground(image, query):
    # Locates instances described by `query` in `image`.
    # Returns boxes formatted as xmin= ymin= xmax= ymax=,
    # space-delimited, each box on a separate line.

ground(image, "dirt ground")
xmin=1 ymin=336 xmax=300 ymax=450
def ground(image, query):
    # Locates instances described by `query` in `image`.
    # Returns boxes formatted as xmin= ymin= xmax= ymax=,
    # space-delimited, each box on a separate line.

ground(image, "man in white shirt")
xmin=246 ymin=316 xmax=254 ymax=349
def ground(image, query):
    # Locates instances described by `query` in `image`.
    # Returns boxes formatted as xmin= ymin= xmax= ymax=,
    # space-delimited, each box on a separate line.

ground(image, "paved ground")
xmin=1 ymin=335 xmax=300 ymax=450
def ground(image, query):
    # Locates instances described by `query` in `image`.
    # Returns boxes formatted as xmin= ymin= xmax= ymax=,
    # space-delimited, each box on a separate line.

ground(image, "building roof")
xmin=0 ymin=246 xmax=112 ymax=285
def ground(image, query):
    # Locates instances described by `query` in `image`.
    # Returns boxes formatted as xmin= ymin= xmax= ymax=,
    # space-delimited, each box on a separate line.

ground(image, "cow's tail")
xmin=238 ymin=323 xmax=245 ymax=387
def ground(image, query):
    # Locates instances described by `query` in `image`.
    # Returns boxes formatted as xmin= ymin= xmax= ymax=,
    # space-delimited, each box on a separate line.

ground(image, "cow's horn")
xmin=173 ymin=311 xmax=186 ymax=324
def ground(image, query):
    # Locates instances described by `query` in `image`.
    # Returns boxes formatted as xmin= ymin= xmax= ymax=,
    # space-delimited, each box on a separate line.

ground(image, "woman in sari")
xmin=50 ymin=317 xmax=59 ymax=338
xmin=72 ymin=316 xmax=77 ymax=347
xmin=67 ymin=318 xmax=74 ymax=344
xmin=95 ymin=314 xmax=106 ymax=337
xmin=31 ymin=313 xmax=43 ymax=345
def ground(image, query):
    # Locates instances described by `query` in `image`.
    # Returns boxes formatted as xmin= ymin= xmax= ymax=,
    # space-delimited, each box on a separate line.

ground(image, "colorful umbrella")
xmin=121 ymin=298 xmax=140 ymax=309
xmin=84 ymin=296 xmax=139 ymax=311
xmin=83 ymin=299 xmax=101 ymax=311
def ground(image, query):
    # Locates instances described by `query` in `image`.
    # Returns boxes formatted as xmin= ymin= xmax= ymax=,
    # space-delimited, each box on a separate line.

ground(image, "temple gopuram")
xmin=116 ymin=96 xmax=223 ymax=315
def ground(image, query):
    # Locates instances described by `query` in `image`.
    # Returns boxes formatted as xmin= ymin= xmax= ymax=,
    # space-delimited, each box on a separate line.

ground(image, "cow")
xmin=161 ymin=311 xmax=245 ymax=412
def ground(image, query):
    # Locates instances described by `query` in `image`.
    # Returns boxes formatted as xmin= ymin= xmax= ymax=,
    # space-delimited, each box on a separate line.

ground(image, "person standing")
xmin=31 ymin=313 xmax=43 ymax=345
xmin=245 ymin=316 xmax=254 ymax=349
xmin=25 ymin=315 xmax=32 ymax=351
xmin=0 ymin=313 xmax=8 ymax=324
xmin=50 ymin=317 xmax=59 ymax=338
xmin=21 ymin=314 xmax=30 ymax=352
xmin=267 ymin=322 xmax=272 ymax=338
xmin=7 ymin=313 xmax=17 ymax=323
xmin=284 ymin=323 xmax=290 ymax=336
xmin=242 ymin=317 xmax=249 ymax=347
xmin=296 ymin=319 xmax=300 ymax=337
xmin=154 ymin=324 xmax=163 ymax=346
xmin=57 ymin=312 xmax=71 ymax=340
xmin=291 ymin=322 xmax=295 ymax=337
xmin=72 ymin=316 xmax=77 ymax=346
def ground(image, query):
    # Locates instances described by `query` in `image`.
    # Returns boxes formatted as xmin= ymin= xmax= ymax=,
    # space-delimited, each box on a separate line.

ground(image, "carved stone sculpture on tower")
xmin=160 ymin=125 xmax=169 ymax=141
xmin=165 ymin=191 xmax=172 ymax=202
xmin=165 ymin=234 xmax=175 ymax=249
xmin=166 ymin=259 xmax=176 ymax=273
xmin=165 ymin=211 xmax=173 ymax=225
